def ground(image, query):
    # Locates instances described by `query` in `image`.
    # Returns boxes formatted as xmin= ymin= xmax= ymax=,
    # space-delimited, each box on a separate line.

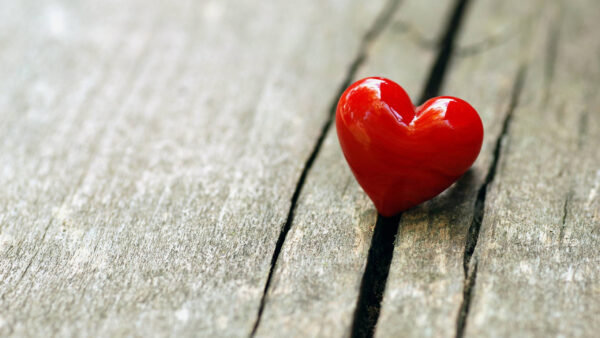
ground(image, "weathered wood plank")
xmin=375 ymin=0 xmax=546 ymax=336
xmin=0 ymin=0 xmax=387 ymax=336
xmin=463 ymin=0 xmax=600 ymax=336
xmin=376 ymin=1 xmax=538 ymax=337
xmin=254 ymin=1 xmax=456 ymax=336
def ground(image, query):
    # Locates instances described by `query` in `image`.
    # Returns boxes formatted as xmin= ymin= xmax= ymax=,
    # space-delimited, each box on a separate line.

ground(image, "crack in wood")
xmin=455 ymin=260 xmax=478 ymax=338
xmin=455 ymin=66 xmax=526 ymax=338
xmin=419 ymin=0 xmax=471 ymax=104
xmin=249 ymin=0 xmax=401 ymax=335
xmin=350 ymin=214 xmax=402 ymax=338
xmin=350 ymin=0 xmax=473 ymax=337
xmin=558 ymin=190 xmax=572 ymax=247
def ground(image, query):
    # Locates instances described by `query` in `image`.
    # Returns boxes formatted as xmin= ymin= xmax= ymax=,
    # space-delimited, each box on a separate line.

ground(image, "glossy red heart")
xmin=336 ymin=77 xmax=484 ymax=217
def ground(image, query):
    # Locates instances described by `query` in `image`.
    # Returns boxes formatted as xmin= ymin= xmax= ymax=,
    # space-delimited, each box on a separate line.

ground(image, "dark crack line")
xmin=558 ymin=191 xmax=572 ymax=247
xmin=249 ymin=0 xmax=400 ymax=336
xmin=350 ymin=0 xmax=473 ymax=337
xmin=455 ymin=261 xmax=478 ymax=338
xmin=419 ymin=0 xmax=472 ymax=103
xmin=455 ymin=66 xmax=526 ymax=338
xmin=350 ymin=214 xmax=401 ymax=338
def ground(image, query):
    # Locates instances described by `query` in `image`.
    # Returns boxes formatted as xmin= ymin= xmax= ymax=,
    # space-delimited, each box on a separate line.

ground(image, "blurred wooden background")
xmin=1 ymin=0 xmax=599 ymax=337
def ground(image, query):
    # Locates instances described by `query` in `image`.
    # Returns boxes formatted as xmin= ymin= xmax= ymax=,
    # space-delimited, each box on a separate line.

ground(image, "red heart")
xmin=336 ymin=77 xmax=484 ymax=217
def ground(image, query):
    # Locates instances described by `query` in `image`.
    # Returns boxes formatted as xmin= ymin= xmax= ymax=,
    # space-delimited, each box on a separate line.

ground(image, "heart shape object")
xmin=336 ymin=77 xmax=484 ymax=217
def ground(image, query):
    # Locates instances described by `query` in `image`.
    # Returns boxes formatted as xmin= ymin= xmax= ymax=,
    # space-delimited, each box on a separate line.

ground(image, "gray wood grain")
xmin=2 ymin=0 xmax=599 ymax=336
xmin=0 ymin=0 xmax=387 ymax=336
xmin=375 ymin=0 xmax=545 ymax=336
xmin=463 ymin=0 xmax=600 ymax=336
xmin=254 ymin=1 xmax=456 ymax=336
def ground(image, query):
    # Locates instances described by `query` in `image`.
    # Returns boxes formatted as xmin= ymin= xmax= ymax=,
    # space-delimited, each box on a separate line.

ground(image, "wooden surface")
xmin=0 ymin=0 xmax=386 ymax=336
xmin=376 ymin=0 xmax=536 ymax=336
xmin=463 ymin=0 xmax=600 ymax=336
xmin=254 ymin=0 xmax=455 ymax=336
xmin=1 ymin=0 xmax=599 ymax=337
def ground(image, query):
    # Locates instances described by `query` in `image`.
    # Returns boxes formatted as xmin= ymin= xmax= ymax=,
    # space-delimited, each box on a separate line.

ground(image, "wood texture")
xmin=377 ymin=0 xmax=600 ymax=337
xmin=0 ymin=0 xmax=386 ymax=336
xmin=376 ymin=0 xmax=542 ymax=336
xmin=463 ymin=0 xmax=600 ymax=336
xmin=1 ymin=0 xmax=599 ymax=337
xmin=254 ymin=0 xmax=455 ymax=336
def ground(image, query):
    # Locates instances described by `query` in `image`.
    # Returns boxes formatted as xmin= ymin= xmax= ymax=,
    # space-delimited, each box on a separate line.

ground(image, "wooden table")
xmin=1 ymin=0 xmax=598 ymax=336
